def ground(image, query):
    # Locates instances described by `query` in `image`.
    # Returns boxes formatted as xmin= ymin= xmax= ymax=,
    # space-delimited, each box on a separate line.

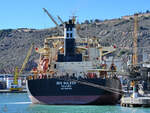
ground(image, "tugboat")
xmin=26 ymin=17 xmax=122 ymax=105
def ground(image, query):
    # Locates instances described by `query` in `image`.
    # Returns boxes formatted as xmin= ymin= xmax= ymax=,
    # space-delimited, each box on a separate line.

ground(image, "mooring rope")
xmin=58 ymin=77 xmax=123 ymax=95
xmin=28 ymin=75 xmax=123 ymax=95
xmin=72 ymin=79 xmax=122 ymax=95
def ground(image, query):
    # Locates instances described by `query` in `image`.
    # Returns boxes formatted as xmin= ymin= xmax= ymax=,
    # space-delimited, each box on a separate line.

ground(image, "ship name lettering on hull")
xmin=56 ymin=81 xmax=76 ymax=90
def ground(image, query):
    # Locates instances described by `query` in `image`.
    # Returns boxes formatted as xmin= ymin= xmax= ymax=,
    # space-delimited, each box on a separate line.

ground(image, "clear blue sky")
xmin=0 ymin=0 xmax=150 ymax=29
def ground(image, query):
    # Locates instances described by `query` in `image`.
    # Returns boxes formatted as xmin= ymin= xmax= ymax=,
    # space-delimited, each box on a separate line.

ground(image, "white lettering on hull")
xmin=56 ymin=81 xmax=76 ymax=90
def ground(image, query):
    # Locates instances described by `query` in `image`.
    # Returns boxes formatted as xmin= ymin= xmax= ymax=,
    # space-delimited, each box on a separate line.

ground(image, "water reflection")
xmin=0 ymin=103 xmax=150 ymax=113
xmin=28 ymin=104 xmax=146 ymax=113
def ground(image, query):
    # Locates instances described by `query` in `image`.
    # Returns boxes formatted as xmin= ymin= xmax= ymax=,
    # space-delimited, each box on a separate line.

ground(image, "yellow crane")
xmin=129 ymin=14 xmax=139 ymax=94
xmin=10 ymin=43 xmax=34 ymax=91
xmin=132 ymin=13 xmax=138 ymax=66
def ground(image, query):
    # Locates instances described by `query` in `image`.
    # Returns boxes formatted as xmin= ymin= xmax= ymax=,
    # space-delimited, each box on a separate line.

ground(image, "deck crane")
xmin=43 ymin=8 xmax=81 ymax=38
xmin=43 ymin=8 xmax=63 ymax=34
xmin=10 ymin=43 xmax=34 ymax=91
xmin=57 ymin=16 xmax=64 ymax=25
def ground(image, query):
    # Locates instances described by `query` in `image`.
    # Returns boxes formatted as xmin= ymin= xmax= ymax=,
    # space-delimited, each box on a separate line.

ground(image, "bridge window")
xmin=70 ymin=33 xmax=72 ymax=37
xmin=70 ymin=27 xmax=72 ymax=31
xmin=67 ymin=33 xmax=69 ymax=37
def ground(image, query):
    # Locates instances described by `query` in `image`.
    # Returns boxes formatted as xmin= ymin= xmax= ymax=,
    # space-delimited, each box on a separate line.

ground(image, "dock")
xmin=121 ymin=97 xmax=150 ymax=107
xmin=0 ymin=89 xmax=27 ymax=93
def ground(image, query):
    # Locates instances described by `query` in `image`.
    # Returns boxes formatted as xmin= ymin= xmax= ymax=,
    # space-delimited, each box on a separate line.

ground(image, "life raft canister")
xmin=41 ymin=59 xmax=49 ymax=73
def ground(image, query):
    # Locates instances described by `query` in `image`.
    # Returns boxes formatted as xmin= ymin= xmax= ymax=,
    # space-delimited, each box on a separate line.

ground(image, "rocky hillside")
xmin=0 ymin=13 xmax=150 ymax=73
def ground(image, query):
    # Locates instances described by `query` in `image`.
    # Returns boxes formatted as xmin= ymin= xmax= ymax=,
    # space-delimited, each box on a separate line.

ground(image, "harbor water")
xmin=0 ymin=93 xmax=150 ymax=113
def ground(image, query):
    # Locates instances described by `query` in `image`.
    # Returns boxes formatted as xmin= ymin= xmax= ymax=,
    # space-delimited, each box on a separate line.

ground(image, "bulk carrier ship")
xmin=26 ymin=17 xmax=122 ymax=105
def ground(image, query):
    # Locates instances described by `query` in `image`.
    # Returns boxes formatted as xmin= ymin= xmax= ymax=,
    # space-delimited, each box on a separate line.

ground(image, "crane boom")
xmin=132 ymin=14 xmax=138 ymax=66
xmin=19 ymin=43 xmax=34 ymax=75
xmin=43 ymin=8 xmax=59 ymax=26
xmin=57 ymin=16 xmax=64 ymax=24
xmin=43 ymin=8 xmax=63 ymax=34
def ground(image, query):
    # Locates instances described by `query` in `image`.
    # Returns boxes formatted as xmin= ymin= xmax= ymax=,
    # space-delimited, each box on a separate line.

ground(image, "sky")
xmin=0 ymin=0 xmax=150 ymax=29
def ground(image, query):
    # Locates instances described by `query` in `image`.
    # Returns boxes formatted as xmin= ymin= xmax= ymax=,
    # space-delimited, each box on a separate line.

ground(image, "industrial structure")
xmin=132 ymin=14 xmax=138 ymax=66
xmin=10 ymin=44 xmax=34 ymax=91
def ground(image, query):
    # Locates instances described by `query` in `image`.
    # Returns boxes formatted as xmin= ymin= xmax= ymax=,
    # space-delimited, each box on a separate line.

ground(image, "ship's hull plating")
xmin=26 ymin=78 xmax=122 ymax=105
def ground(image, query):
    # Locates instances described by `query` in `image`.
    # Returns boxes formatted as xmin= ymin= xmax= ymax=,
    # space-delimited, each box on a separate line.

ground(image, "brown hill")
xmin=0 ymin=14 xmax=150 ymax=73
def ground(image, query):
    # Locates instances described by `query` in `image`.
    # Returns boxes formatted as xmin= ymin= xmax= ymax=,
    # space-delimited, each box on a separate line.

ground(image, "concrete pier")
xmin=0 ymin=89 xmax=27 ymax=93
xmin=121 ymin=97 xmax=150 ymax=107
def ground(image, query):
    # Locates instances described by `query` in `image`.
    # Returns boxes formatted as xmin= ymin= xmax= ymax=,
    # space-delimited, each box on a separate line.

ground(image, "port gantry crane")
xmin=128 ymin=14 xmax=141 ymax=94
xmin=10 ymin=44 xmax=34 ymax=92
xmin=132 ymin=13 xmax=138 ymax=66
xmin=126 ymin=14 xmax=139 ymax=70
